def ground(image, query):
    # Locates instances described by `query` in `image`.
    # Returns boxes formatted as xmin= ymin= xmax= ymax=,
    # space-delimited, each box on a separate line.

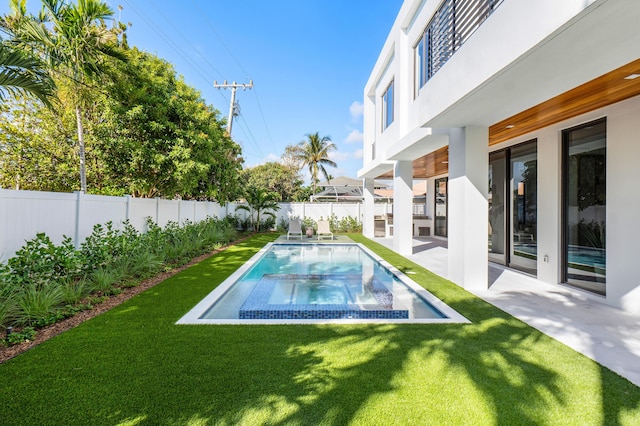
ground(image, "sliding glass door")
xmin=509 ymin=142 xmax=537 ymax=273
xmin=488 ymin=140 xmax=537 ymax=274
xmin=563 ymin=119 xmax=606 ymax=295
xmin=488 ymin=151 xmax=506 ymax=264
xmin=434 ymin=177 xmax=448 ymax=237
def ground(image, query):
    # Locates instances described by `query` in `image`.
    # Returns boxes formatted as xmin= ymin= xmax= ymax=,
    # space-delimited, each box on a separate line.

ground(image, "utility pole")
xmin=213 ymin=80 xmax=253 ymax=136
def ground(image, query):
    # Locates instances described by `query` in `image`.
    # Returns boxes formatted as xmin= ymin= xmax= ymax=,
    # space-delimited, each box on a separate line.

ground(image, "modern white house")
xmin=358 ymin=0 xmax=640 ymax=314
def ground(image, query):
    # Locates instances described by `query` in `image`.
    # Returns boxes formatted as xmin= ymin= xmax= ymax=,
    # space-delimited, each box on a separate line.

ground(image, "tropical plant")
xmin=2 ymin=0 xmax=127 ymax=193
xmin=294 ymin=132 xmax=337 ymax=194
xmin=241 ymin=162 xmax=304 ymax=202
xmin=0 ymin=42 xmax=54 ymax=105
xmin=235 ymin=185 xmax=280 ymax=232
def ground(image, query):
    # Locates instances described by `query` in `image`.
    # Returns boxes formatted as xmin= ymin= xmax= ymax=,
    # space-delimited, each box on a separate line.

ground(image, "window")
xmin=562 ymin=118 xmax=606 ymax=295
xmin=382 ymin=80 xmax=394 ymax=130
xmin=414 ymin=0 xmax=503 ymax=94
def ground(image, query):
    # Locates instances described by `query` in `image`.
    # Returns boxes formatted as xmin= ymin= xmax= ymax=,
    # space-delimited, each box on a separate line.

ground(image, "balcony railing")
xmin=417 ymin=0 xmax=503 ymax=88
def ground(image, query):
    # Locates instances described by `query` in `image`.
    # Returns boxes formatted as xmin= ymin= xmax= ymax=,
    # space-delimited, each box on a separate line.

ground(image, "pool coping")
xmin=176 ymin=242 xmax=470 ymax=325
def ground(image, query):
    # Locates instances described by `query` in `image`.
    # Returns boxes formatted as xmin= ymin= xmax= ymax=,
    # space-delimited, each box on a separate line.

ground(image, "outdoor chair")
xmin=317 ymin=220 xmax=333 ymax=240
xmin=287 ymin=218 xmax=303 ymax=240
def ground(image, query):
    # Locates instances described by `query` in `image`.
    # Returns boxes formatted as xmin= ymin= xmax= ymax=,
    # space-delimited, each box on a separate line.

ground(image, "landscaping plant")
xmin=0 ymin=215 xmax=238 ymax=345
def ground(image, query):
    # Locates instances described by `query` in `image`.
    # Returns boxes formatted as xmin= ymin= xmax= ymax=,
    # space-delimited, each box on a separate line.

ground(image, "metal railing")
xmin=417 ymin=0 xmax=504 ymax=87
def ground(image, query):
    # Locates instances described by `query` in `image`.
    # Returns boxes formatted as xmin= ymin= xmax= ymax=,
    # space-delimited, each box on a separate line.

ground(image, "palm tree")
xmin=2 ymin=0 xmax=126 ymax=193
xmin=0 ymin=43 xmax=55 ymax=106
xmin=235 ymin=185 xmax=280 ymax=232
xmin=295 ymin=132 xmax=337 ymax=194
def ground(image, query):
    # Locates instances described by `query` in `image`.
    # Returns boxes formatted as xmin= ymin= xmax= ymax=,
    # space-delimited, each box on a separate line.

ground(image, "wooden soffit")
xmin=378 ymin=145 xmax=449 ymax=179
xmin=489 ymin=58 xmax=640 ymax=146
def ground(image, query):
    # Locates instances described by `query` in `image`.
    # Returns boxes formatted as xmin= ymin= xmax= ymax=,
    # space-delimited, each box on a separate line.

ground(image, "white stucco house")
xmin=358 ymin=0 xmax=640 ymax=314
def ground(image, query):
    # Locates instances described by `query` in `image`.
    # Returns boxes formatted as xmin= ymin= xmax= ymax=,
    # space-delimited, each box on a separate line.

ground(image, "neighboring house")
xmin=358 ymin=0 xmax=640 ymax=314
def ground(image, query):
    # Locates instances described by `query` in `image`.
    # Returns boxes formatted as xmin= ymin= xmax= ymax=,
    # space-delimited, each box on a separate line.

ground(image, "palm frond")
xmin=0 ymin=43 xmax=55 ymax=106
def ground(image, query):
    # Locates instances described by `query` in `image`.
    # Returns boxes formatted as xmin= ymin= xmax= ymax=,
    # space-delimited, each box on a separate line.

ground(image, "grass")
xmin=1 ymin=233 xmax=639 ymax=425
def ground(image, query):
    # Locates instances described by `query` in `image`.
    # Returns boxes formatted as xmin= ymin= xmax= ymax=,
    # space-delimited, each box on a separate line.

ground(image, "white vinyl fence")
xmin=0 ymin=189 xmax=371 ymax=262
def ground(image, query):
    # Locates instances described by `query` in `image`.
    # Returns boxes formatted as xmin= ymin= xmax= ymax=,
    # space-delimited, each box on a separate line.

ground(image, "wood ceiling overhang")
xmin=489 ymin=58 xmax=640 ymax=146
xmin=377 ymin=59 xmax=640 ymax=180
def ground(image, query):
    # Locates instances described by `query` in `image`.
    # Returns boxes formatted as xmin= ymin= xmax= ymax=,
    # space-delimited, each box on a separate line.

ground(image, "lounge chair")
xmin=287 ymin=218 xmax=303 ymax=240
xmin=317 ymin=220 xmax=333 ymax=240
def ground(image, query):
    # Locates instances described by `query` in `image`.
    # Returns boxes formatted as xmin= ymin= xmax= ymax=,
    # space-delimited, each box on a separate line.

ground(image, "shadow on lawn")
xmin=205 ymin=321 xmax=640 ymax=425
xmin=2 ymin=233 xmax=639 ymax=425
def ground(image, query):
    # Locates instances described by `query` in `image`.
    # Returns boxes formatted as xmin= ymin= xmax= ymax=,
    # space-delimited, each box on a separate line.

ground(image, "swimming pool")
xmin=177 ymin=243 xmax=468 ymax=324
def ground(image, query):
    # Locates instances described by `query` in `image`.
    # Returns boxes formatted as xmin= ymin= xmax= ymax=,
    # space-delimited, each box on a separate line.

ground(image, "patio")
xmin=376 ymin=236 xmax=640 ymax=387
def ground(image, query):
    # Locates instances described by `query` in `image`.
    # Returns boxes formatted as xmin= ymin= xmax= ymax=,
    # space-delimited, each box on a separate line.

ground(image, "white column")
xmin=362 ymin=178 xmax=375 ymax=238
xmin=537 ymin=127 xmax=561 ymax=285
xmin=393 ymin=160 xmax=413 ymax=256
xmin=448 ymin=126 xmax=489 ymax=291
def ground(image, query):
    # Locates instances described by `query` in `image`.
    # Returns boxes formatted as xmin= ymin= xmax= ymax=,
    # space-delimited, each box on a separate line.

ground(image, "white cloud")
xmin=349 ymin=101 xmax=364 ymax=120
xmin=353 ymin=149 xmax=363 ymax=160
xmin=244 ymin=153 xmax=279 ymax=168
xmin=264 ymin=153 xmax=279 ymax=162
xmin=345 ymin=129 xmax=363 ymax=144
xmin=329 ymin=150 xmax=350 ymax=162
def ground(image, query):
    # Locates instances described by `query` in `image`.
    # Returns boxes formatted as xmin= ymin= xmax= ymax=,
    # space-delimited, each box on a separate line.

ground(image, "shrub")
xmin=0 ymin=215 xmax=238 ymax=330
xmin=2 ymin=326 xmax=36 ymax=346
xmin=15 ymin=284 xmax=65 ymax=327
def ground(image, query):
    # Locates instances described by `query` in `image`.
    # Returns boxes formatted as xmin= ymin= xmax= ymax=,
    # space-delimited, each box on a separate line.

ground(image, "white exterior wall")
xmin=360 ymin=0 xmax=640 ymax=312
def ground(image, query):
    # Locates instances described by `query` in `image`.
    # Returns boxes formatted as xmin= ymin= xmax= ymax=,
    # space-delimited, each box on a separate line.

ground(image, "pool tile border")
xmin=176 ymin=242 xmax=470 ymax=325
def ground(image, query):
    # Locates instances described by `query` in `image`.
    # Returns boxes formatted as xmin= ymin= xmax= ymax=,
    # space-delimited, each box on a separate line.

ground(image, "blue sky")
xmin=2 ymin=0 xmax=404 ymax=181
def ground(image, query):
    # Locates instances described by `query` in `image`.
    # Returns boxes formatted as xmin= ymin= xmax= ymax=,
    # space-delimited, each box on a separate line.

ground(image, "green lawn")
xmin=1 ymin=233 xmax=639 ymax=425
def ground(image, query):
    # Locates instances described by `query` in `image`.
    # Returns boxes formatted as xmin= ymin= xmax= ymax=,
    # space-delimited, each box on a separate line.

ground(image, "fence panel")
xmin=0 ymin=189 xmax=372 ymax=261
xmin=128 ymin=198 xmax=158 ymax=232
xmin=0 ymin=189 xmax=77 ymax=261
xmin=331 ymin=203 xmax=361 ymax=221
xmin=77 ymin=193 xmax=128 ymax=246
xmin=156 ymin=199 xmax=180 ymax=227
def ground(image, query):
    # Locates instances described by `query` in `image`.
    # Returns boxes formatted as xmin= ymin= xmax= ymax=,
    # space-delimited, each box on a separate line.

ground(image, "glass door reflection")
xmin=434 ymin=177 xmax=447 ymax=237
xmin=563 ymin=119 xmax=606 ymax=295
xmin=489 ymin=151 xmax=506 ymax=264
xmin=509 ymin=142 xmax=537 ymax=274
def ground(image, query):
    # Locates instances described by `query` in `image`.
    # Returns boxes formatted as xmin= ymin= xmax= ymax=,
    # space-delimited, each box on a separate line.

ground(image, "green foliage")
xmin=0 ymin=216 xmax=238 ymax=330
xmin=1 ymin=233 xmax=639 ymax=425
xmin=2 ymin=326 xmax=36 ymax=346
xmin=92 ymin=47 xmax=244 ymax=201
xmin=241 ymin=162 xmax=304 ymax=202
xmin=0 ymin=43 xmax=55 ymax=106
xmin=0 ymin=40 xmax=243 ymax=201
xmin=15 ymin=283 xmax=64 ymax=326
xmin=293 ymin=132 xmax=337 ymax=194
xmin=5 ymin=233 xmax=81 ymax=289
xmin=327 ymin=214 xmax=362 ymax=233
xmin=235 ymin=185 xmax=280 ymax=232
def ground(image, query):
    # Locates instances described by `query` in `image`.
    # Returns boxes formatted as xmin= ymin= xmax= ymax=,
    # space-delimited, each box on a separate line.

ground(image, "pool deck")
xmin=374 ymin=236 xmax=640 ymax=388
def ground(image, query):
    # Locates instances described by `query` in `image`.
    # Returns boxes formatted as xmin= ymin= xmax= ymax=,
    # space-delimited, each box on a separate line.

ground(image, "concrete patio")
xmin=375 ymin=236 xmax=640 ymax=388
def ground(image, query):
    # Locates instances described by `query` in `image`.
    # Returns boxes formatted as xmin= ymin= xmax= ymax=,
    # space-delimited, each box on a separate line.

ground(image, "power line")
xmin=189 ymin=0 xmax=251 ymax=77
xmin=190 ymin=0 xmax=277 ymax=154
xmin=140 ymin=0 xmax=227 ymax=82
xmin=121 ymin=0 xmax=230 ymax=107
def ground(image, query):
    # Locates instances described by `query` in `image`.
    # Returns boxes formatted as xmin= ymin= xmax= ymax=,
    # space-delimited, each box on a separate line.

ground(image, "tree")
xmin=2 ymin=0 xmax=127 ymax=193
xmin=242 ymin=162 xmax=304 ymax=202
xmin=92 ymin=47 xmax=243 ymax=200
xmin=0 ymin=43 xmax=54 ymax=106
xmin=294 ymin=132 xmax=337 ymax=194
xmin=235 ymin=185 xmax=280 ymax=232
xmin=0 ymin=94 xmax=76 ymax=191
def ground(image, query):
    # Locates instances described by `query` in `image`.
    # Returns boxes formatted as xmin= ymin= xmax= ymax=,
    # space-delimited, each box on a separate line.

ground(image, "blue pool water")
xmin=179 ymin=243 xmax=466 ymax=323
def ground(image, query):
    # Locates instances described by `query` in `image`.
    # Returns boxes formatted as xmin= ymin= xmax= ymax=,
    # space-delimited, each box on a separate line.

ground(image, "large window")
xmin=562 ymin=119 xmax=606 ymax=295
xmin=382 ymin=80 xmax=394 ymax=130
xmin=415 ymin=0 xmax=503 ymax=94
